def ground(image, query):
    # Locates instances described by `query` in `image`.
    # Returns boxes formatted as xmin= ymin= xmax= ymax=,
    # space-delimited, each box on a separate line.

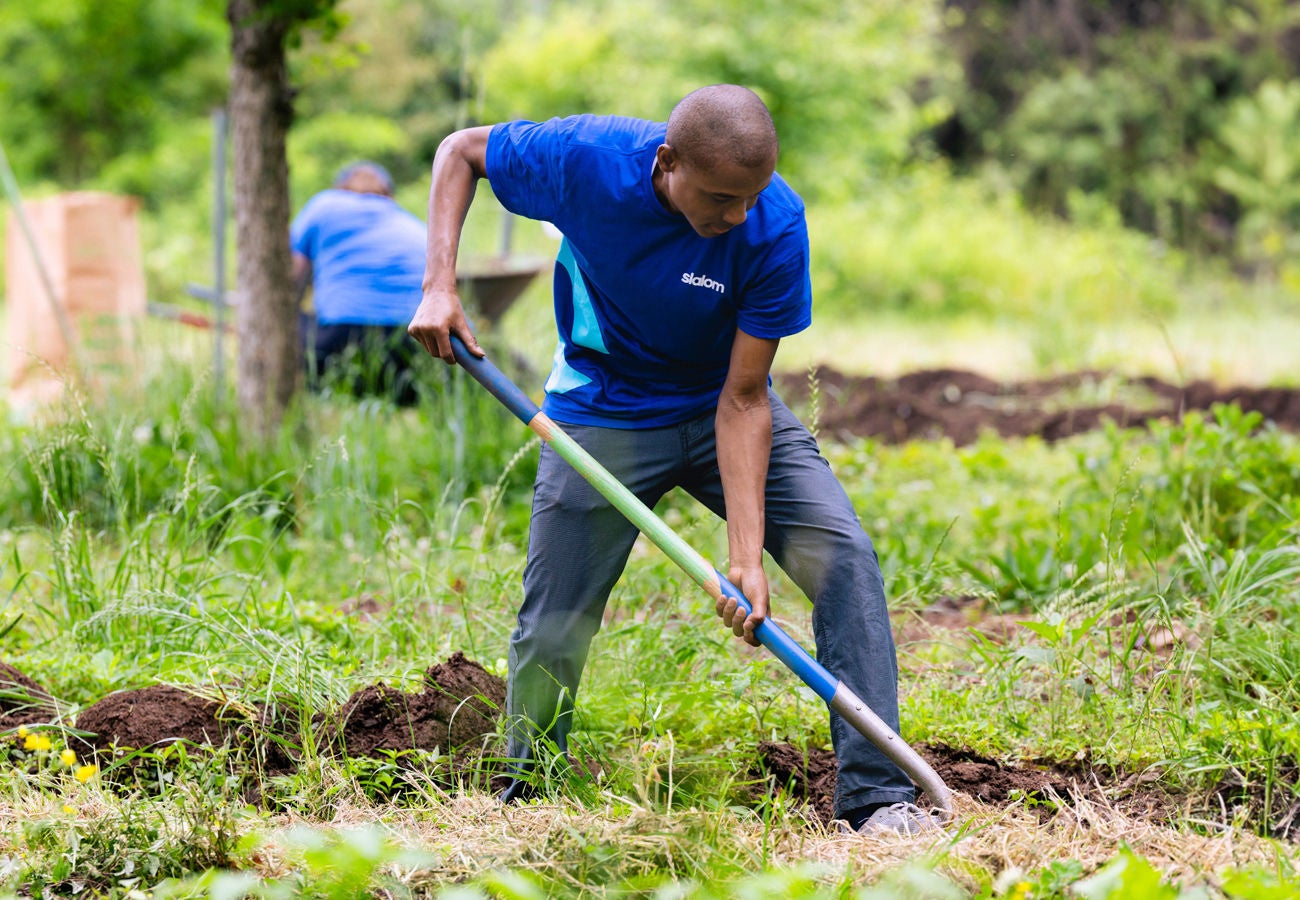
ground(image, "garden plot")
xmin=778 ymin=367 xmax=1300 ymax=445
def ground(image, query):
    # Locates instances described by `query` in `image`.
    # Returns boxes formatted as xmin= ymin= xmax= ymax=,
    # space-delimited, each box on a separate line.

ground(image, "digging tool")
xmin=449 ymin=334 xmax=953 ymax=820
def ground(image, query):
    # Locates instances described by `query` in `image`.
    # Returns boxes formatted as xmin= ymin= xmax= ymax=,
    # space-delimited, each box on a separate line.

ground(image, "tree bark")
xmin=227 ymin=0 xmax=300 ymax=438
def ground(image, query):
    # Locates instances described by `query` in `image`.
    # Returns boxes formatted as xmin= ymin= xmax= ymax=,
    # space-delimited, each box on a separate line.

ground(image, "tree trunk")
xmin=227 ymin=0 xmax=300 ymax=438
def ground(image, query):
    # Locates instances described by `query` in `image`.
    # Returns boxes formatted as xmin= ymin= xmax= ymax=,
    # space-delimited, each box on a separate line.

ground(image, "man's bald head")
xmin=665 ymin=84 xmax=778 ymax=172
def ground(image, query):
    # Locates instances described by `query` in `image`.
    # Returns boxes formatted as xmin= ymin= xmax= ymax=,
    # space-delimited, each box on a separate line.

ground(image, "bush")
xmin=808 ymin=165 xmax=1182 ymax=323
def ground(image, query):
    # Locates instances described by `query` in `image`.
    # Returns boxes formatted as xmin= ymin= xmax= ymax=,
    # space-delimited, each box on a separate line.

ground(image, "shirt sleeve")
xmin=736 ymin=220 xmax=814 ymax=340
xmin=484 ymin=119 xmax=568 ymax=223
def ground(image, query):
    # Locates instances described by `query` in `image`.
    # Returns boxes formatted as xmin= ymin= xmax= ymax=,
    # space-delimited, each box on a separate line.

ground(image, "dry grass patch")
xmin=226 ymin=790 xmax=1298 ymax=894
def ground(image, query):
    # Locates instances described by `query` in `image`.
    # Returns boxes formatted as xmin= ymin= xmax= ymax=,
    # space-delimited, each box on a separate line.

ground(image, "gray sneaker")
xmin=856 ymin=802 xmax=946 ymax=835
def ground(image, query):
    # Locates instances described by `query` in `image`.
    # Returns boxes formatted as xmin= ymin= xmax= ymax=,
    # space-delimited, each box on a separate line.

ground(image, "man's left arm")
xmin=289 ymin=198 xmax=319 ymax=308
xmin=291 ymin=253 xmax=312 ymax=306
xmin=715 ymin=329 xmax=779 ymax=647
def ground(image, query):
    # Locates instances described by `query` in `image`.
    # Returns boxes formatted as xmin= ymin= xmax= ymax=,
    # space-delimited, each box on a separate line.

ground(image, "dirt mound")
xmin=0 ymin=662 xmax=57 ymax=728
xmin=917 ymin=744 xmax=1086 ymax=807
xmin=73 ymin=684 xmax=239 ymax=755
xmin=754 ymin=740 xmax=838 ymax=824
xmin=778 ymin=368 xmax=1300 ymax=445
xmin=15 ymin=652 xmax=504 ymax=780
xmin=319 ymin=652 xmax=505 ymax=758
xmin=753 ymin=741 xmax=1176 ymax=828
xmin=753 ymin=739 xmax=1300 ymax=839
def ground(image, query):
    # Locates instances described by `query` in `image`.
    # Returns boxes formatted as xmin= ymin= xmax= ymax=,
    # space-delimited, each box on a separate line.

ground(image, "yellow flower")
xmin=61 ymin=748 xmax=77 ymax=766
xmin=23 ymin=733 xmax=52 ymax=751
xmin=34 ymin=734 xmax=52 ymax=752
xmin=74 ymin=764 xmax=98 ymax=783
xmin=16 ymin=725 xmax=28 ymax=738
xmin=62 ymin=804 xmax=75 ymax=814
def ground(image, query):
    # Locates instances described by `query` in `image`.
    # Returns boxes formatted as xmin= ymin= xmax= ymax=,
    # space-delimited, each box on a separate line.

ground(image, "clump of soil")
xmin=752 ymin=741 xmax=1147 ymax=828
xmin=318 ymin=652 xmax=505 ymax=759
xmin=4 ymin=652 xmax=505 ymax=790
xmin=777 ymin=367 xmax=1300 ymax=446
xmin=0 ymin=662 xmax=57 ymax=728
xmin=317 ymin=652 xmax=504 ymax=759
xmin=753 ymin=740 xmax=838 ymax=824
xmin=917 ymin=744 xmax=1085 ymax=807
xmin=73 ymin=684 xmax=241 ymax=755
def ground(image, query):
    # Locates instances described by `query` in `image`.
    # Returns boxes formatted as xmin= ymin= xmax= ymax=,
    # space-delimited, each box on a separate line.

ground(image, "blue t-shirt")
xmin=487 ymin=115 xmax=812 ymax=428
xmin=290 ymin=189 xmax=427 ymax=326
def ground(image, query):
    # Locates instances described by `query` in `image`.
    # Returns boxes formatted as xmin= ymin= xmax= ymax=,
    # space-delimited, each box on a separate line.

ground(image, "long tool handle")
xmin=451 ymin=336 xmax=952 ymax=816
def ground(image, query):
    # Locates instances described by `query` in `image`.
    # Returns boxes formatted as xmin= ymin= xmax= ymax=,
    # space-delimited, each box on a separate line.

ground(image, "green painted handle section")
xmin=539 ymin=420 xmax=719 ymax=590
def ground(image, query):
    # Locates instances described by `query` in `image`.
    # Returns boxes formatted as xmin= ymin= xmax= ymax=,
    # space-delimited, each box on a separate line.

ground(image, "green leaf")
xmin=1074 ymin=850 xmax=1179 ymax=900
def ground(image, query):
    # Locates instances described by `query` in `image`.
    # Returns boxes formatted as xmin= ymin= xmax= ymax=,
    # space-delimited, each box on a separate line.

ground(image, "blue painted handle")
xmin=450 ymin=334 xmax=539 ymax=424
xmin=715 ymin=570 xmax=839 ymax=703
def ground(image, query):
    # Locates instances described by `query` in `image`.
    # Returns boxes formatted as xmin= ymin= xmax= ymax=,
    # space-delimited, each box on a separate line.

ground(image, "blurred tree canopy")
xmin=0 ymin=0 xmax=227 ymax=183
xmin=291 ymin=0 xmax=518 ymax=189
xmin=476 ymin=0 xmax=956 ymax=202
xmin=3 ymin=0 xmax=1300 ymax=279
xmin=937 ymin=0 xmax=1300 ymax=265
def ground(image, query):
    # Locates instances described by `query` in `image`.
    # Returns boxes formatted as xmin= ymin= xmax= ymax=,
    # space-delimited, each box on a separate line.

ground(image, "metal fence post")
xmin=211 ymin=107 xmax=228 ymax=400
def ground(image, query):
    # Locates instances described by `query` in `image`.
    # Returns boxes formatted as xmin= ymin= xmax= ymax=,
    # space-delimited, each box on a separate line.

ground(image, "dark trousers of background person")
xmin=301 ymin=315 xmax=423 ymax=406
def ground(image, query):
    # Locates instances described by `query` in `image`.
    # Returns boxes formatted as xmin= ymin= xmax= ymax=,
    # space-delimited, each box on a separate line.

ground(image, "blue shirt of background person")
xmin=486 ymin=115 xmax=812 ymax=429
xmin=290 ymin=162 xmax=427 ymax=326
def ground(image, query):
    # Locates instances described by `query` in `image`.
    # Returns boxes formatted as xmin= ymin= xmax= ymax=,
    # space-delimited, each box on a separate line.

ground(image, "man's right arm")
xmin=408 ymin=125 xmax=494 ymax=364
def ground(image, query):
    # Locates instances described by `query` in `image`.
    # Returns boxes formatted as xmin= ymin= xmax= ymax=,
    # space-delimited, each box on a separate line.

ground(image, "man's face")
xmin=654 ymin=146 xmax=774 ymax=238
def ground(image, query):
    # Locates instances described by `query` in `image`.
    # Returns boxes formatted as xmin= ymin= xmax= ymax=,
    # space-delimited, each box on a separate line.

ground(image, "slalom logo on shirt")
xmin=681 ymin=272 xmax=726 ymax=294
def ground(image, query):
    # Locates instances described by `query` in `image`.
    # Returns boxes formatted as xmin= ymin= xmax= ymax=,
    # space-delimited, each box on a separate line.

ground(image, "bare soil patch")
xmin=317 ymin=652 xmax=505 ymax=760
xmin=777 ymin=368 xmax=1300 ymax=445
xmin=752 ymin=741 xmax=1188 ymax=833
xmin=751 ymin=738 xmax=1299 ymax=842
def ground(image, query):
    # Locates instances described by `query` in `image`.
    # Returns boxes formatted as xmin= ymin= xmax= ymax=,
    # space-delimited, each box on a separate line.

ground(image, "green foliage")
xmin=292 ymin=0 xmax=518 ymax=178
xmin=0 ymin=348 xmax=532 ymax=535
xmin=152 ymin=825 xmax=437 ymax=899
xmin=1150 ymin=406 xmax=1300 ymax=550
xmin=1000 ymin=58 xmax=1212 ymax=242
xmin=479 ymin=0 xmax=954 ymax=199
xmin=1221 ymin=865 xmax=1300 ymax=900
xmin=1208 ymin=79 xmax=1300 ymax=273
xmin=806 ymin=165 xmax=1181 ymax=344
xmin=11 ymin=746 xmax=246 ymax=895
xmin=1072 ymin=849 xmax=1182 ymax=899
xmin=0 ymin=0 xmax=227 ymax=184
xmin=935 ymin=1 xmax=1300 ymax=271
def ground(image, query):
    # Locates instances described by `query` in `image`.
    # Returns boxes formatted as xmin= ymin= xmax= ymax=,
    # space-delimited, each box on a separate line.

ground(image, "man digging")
xmin=409 ymin=84 xmax=939 ymax=835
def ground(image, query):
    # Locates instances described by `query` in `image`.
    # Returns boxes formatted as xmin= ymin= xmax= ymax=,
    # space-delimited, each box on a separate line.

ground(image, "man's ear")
xmin=656 ymin=144 xmax=678 ymax=173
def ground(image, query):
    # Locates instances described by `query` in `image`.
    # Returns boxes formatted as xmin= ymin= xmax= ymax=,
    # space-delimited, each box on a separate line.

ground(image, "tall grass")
xmin=2 ymin=337 xmax=1299 ymax=895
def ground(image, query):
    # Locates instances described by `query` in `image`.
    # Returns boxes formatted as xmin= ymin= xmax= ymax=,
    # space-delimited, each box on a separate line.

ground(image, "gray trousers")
xmin=505 ymin=389 xmax=915 ymax=815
